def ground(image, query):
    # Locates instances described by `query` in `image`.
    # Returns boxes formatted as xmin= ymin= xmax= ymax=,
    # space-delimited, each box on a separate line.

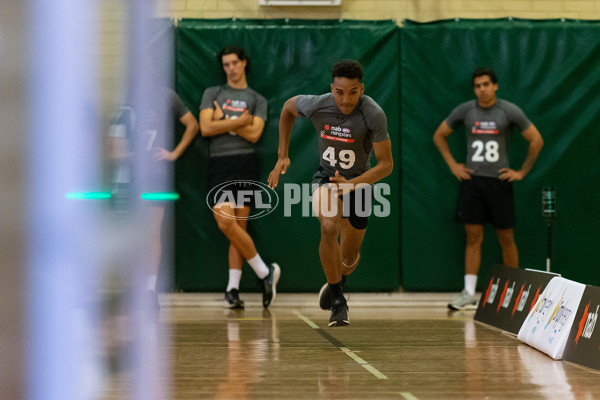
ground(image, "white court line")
xmin=293 ymin=310 xmax=388 ymax=380
xmin=293 ymin=310 xmax=320 ymax=329
xmin=399 ymin=392 xmax=420 ymax=400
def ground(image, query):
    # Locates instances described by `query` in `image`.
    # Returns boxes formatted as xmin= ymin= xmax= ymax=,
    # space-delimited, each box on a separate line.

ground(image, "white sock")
xmin=247 ymin=253 xmax=270 ymax=279
xmin=465 ymin=274 xmax=478 ymax=296
xmin=147 ymin=275 xmax=157 ymax=291
xmin=226 ymin=269 xmax=242 ymax=292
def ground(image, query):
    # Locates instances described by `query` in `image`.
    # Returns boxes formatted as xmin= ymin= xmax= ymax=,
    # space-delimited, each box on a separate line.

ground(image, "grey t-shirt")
xmin=445 ymin=98 xmax=532 ymax=178
xmin=112 ymin=88 xmax=189 ymax=170
xmin=296 ymin=93 xmax=389 ymax=179
xmin=200 ymin=84 xmax=267 ymax=157
xmin=108 ymin=88 xmax=189 ymax=191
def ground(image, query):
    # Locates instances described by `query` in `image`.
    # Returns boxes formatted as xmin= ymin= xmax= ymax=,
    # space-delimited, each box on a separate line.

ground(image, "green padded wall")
xmin=174 ymin=19 xmax=401 ymax=292
xmin=400 ymin=19 xmax=600 ymax=290
xmin=172 ymin=18 xmax=600 ymax=293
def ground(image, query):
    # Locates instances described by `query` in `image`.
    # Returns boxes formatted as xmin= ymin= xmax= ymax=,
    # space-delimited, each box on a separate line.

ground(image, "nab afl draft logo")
xmin=575 ymin=303 xmax=598 ymax=345
xmin=206 ymin=180 xmax=279 ymax=220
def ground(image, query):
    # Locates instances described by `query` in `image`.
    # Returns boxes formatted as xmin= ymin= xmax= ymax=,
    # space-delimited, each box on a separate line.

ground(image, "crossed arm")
xmin=199 ymin=101 xmax=265 ymax=144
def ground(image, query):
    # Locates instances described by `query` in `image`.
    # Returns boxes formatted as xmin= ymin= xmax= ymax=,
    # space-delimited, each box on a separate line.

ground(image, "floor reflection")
xmin=518 ymin=345 xmax=575 ymax=400
xmin=214 ymin=308 xmax=280 ymax=400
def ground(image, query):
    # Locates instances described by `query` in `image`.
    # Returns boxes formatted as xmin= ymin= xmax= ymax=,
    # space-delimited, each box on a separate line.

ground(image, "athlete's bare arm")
xmin=328 ymin=138 xmax=393 ymax=192
xmin=268 ymin=96 xmax=299 ymax=188
xmin=208 ymin=100 xmax=265 ymax=143
xmin=154 ymin=111 xmax=199 ymax=161
xmin=230 ymin=116 xmax=265 ymax=144
xmin=433 ymin=120 xmax=474 ymax=181
xmin=498 ymin=124 xmax=543 ymax=182
xmin=200 ymin=106 xmax=253 ymax=137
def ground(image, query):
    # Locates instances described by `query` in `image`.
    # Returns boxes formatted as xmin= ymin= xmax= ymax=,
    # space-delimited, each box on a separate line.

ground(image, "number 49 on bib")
xmin=322 ymin=146 xmax=356 ymax=169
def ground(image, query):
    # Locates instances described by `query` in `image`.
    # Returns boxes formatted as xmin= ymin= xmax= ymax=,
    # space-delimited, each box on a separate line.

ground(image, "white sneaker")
xmin=448 ymin=290 xmax=478 ymax=311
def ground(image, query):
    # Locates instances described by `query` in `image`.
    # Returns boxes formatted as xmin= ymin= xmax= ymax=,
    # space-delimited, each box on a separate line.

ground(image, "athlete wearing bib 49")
xmin=269 ymin=60 xmax=393 ymax=327
xmin=433 ymin=68 xmax=543 ymax=311
xmin=296 ymin=92 xmax=388 ymax=179
xmin=297 ymin=93 xmax=389 ymax=229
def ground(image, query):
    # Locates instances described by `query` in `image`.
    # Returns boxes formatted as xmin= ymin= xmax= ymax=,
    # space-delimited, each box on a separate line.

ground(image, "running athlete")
xmin=200 ymin=45 xmax=280 ymax=309
xmin=268 ymin=60 xmax=393 ymax=327
xmin=433 ymin=68 xmax=543 ymax=311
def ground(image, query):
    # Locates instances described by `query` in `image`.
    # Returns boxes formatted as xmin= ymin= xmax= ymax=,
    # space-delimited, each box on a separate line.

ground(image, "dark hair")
xmin=218 ymin=45 xmax=250 ymax=72
xmin=472 ymin=68 xmax=497 ymax=85
xmin=332 ymin=60 xmax=363 ymax=82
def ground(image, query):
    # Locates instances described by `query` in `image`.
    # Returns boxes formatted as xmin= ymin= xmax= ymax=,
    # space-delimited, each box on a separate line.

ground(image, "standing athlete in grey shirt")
xmin=108 ymin=87 xmax=199 ymax=312
xmin=200 ymin=46 xmax=280 ymax=310
xmin=269 ymin=60 xmax=393 ymax=327
xmin=433 ymin=68 xmax=543 ymax=311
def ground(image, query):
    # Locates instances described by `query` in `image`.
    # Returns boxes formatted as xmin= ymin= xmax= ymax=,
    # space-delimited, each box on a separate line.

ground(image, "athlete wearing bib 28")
xmin=433 ymin=68 xmax=543 ymax=311
xmin=269 ymin=60 xmax=393 ymax=327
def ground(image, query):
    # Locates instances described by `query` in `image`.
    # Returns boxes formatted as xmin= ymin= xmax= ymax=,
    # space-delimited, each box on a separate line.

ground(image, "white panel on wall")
xmin=259 ymin=0 xmax=341 ymax=6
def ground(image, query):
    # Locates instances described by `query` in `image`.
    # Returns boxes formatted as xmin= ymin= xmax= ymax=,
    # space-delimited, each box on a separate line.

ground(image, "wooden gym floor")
xmin=161 ymin=292 xmax=600 ymax=400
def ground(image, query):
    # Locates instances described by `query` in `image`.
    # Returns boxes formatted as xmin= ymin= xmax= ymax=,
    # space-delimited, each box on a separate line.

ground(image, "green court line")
xmin=65 ymin=191 xmax=111 ymax=200
xmin=64 ymin=192 xmax=179 ymax=201
xmin=140 ymin=192 xmax=179 ymax=201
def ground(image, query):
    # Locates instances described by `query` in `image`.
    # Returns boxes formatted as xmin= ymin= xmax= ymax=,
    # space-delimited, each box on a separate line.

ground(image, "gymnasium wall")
xmin=171 ymin=17 xmax=600 ymax=292
xmin=158 ymin=0 xmax=600 ymax=22
xmin=174 ymin=19 xmax=400 ymax=292
xmin=400 ymin=19 xmax=600 ymax=290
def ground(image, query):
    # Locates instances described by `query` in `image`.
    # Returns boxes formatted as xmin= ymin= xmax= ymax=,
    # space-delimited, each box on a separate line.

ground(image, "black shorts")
xmin=311 ymin=168 xmax=372 ymax=230
xmin=455 ymin=176 xmax=515 ymax=229
xmin=207 ymin=153 xmax=260 ymax=207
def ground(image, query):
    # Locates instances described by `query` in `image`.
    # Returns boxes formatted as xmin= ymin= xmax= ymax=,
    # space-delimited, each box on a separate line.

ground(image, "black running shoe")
xmin=260 ymin=263 xmax=281 ymax=308
xmin=318 ymin=276 xmax=347 ymax=311
xmin=224 ymin=289 xmax=245 ymax=309
xmin=328 ymin=298 xmax=350 ymax=327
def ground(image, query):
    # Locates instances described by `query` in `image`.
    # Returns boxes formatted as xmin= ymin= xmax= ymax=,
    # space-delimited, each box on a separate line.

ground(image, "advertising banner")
xmin=518 ymin=277 xmax=586 ymax=359
xmin=474 ymin=264 xmax=557 ymax=335
xmin=562 ymin=285 xmax=600 ymax=370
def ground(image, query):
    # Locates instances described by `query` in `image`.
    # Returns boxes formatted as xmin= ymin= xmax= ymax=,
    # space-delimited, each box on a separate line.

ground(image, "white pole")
xmin=27 ymin=0 xmax=102 ymax=399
